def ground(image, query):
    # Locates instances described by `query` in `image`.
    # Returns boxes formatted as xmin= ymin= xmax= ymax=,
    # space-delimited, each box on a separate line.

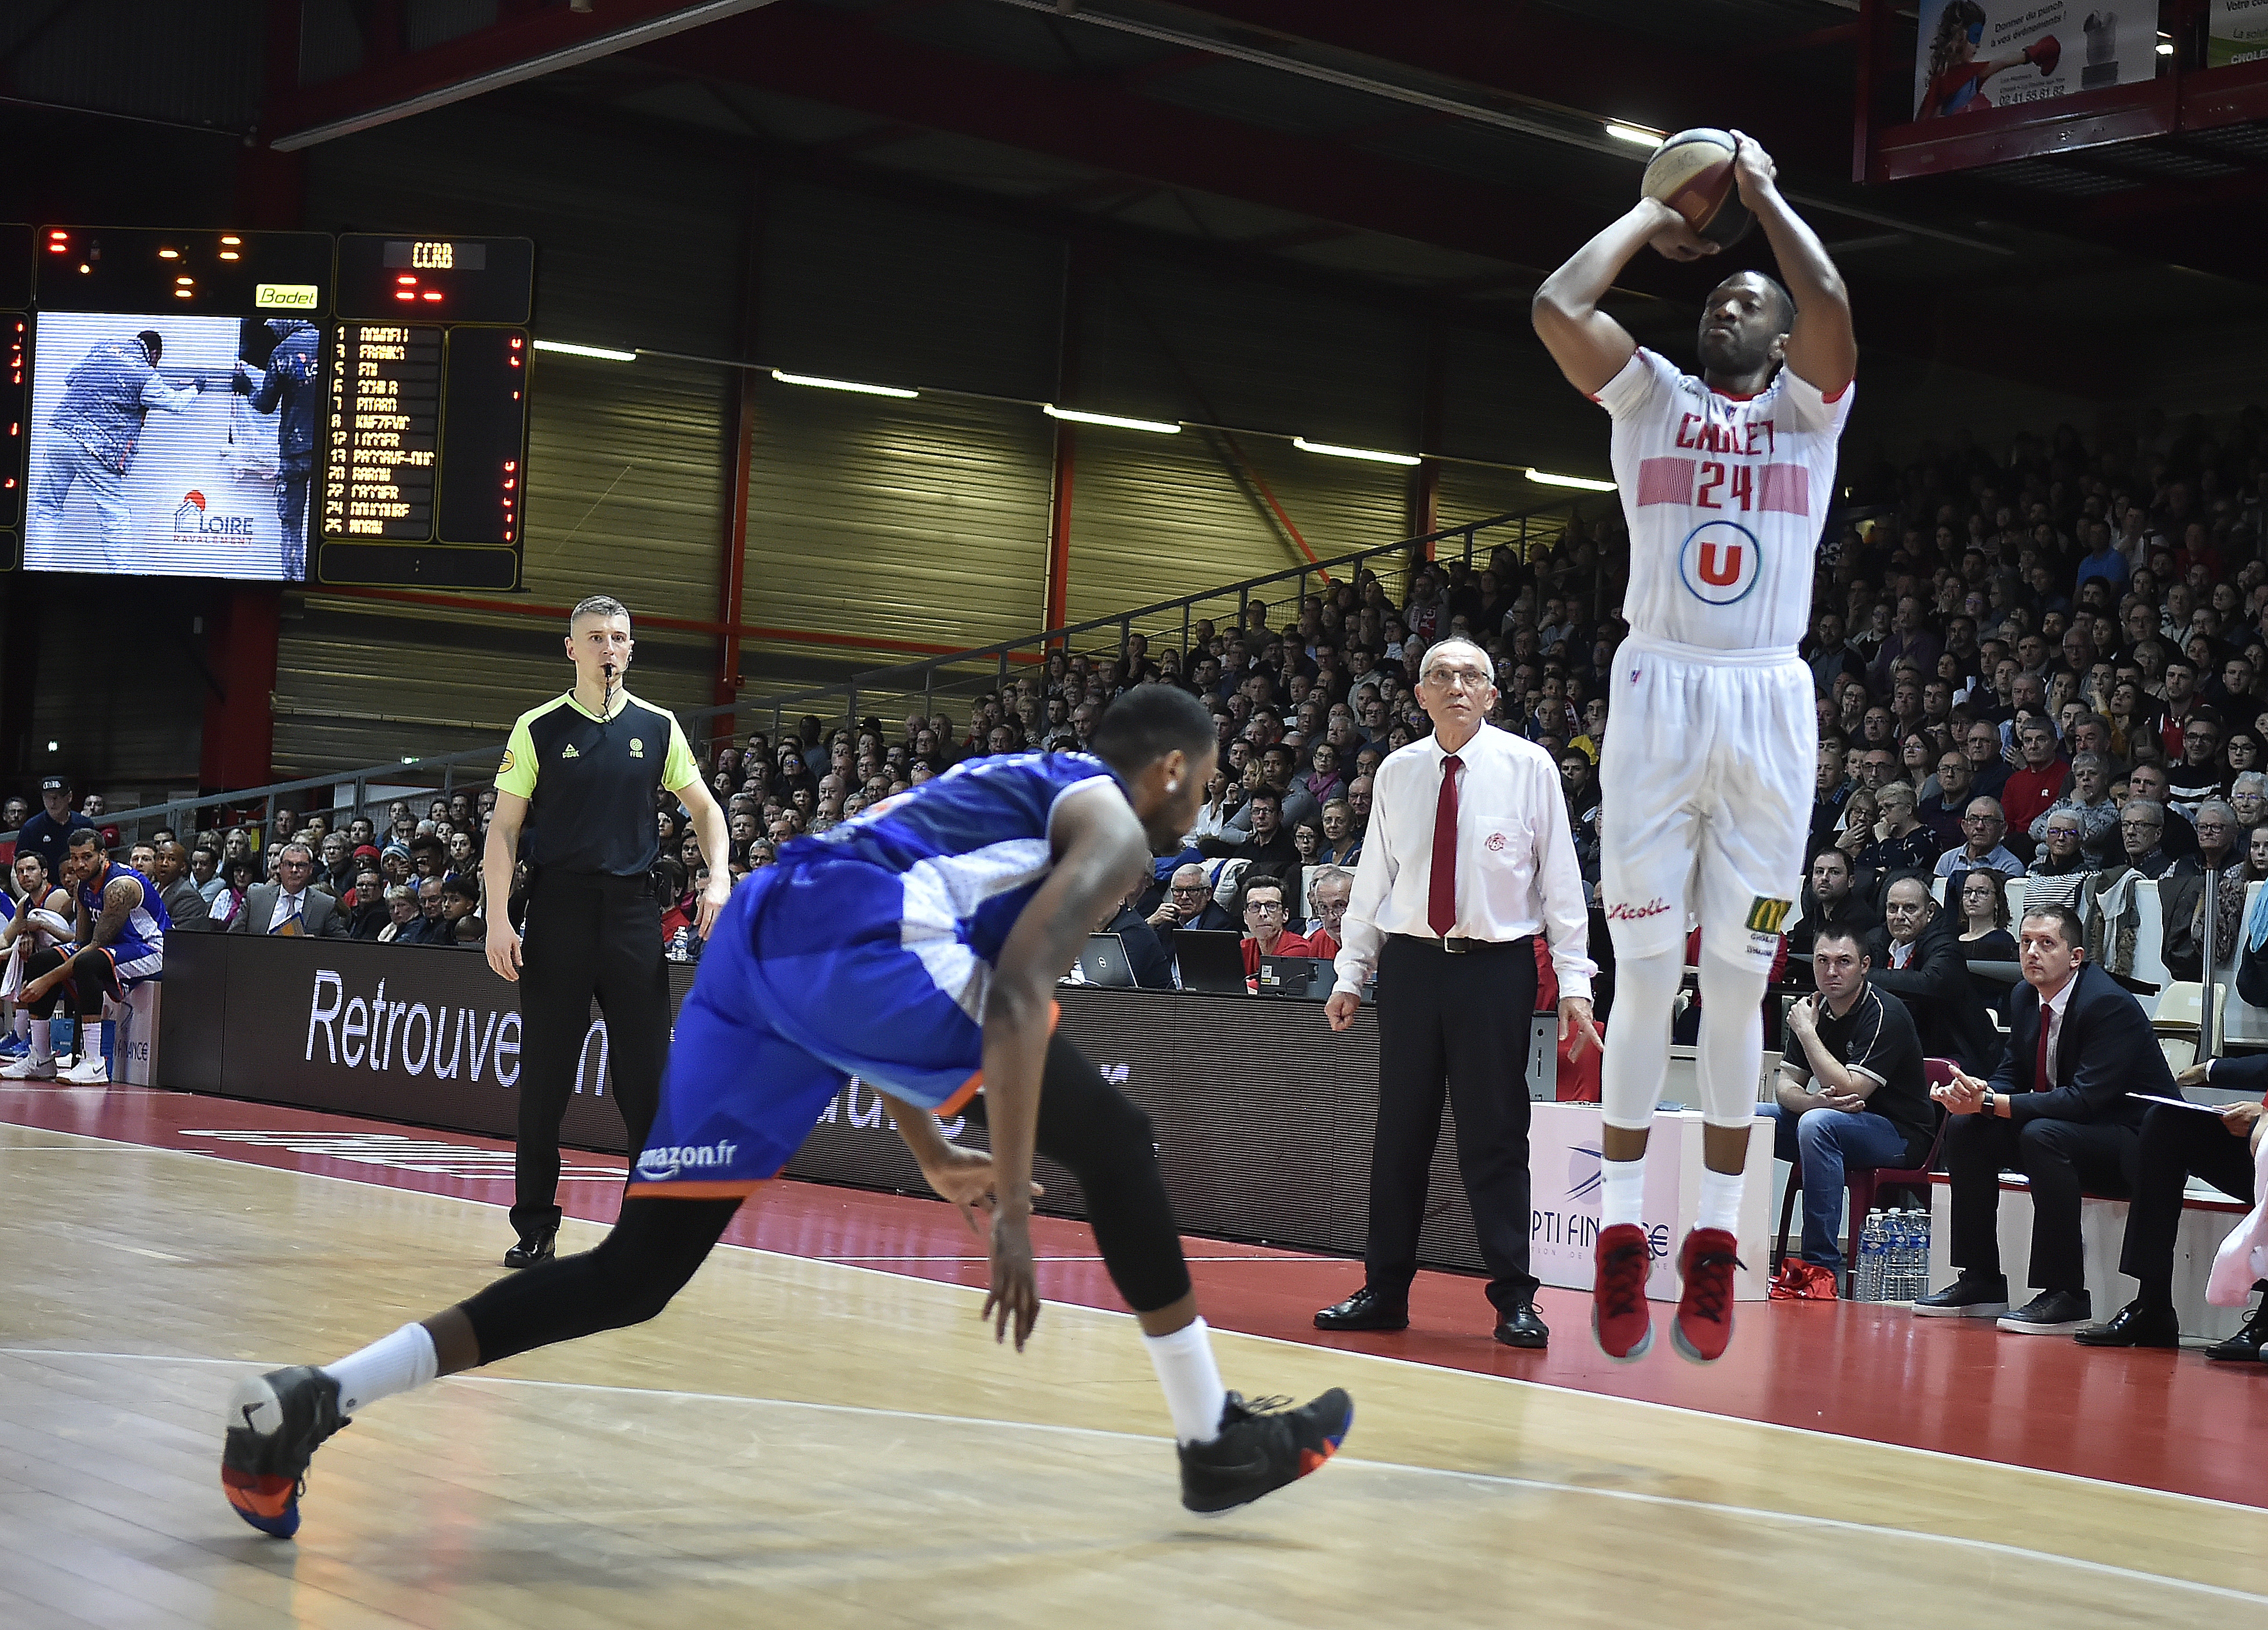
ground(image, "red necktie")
xmin=1428 ymin=753 xmax=1462 ymax=938
xmin=2035 ymin=1001 xmax=2052 ymax=1090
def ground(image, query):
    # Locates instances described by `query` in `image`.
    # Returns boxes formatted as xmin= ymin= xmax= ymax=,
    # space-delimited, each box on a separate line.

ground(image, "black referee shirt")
xmin=496 ymin=690 xmax=697 ymax=876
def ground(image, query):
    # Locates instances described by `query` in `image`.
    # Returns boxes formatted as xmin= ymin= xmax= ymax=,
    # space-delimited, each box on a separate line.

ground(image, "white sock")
xmin=1698 ymin=1167 xmax=1745 ymax=1236
xmin=1142 ymin=1317 xmax=1228 ymax=1445
xmin=28 ymin=1018 xmax=50 ymax=1064
xmin=323 ymin=1322 xmax=438 ymax=1415
xmin=1600 ymin=1158 xmax=1645 ymax=1231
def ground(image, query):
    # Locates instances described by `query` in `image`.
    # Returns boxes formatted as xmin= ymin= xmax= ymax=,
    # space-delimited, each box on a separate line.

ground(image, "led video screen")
xmin=25 ymin=309 xmax=321 ymax=580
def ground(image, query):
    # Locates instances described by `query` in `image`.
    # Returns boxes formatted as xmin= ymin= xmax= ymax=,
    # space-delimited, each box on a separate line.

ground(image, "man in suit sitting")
xmin=2075 ymin=1053 xmax=2268 ymax=1356
xmin=1915 ymin=903 xmax=2161 ymax=1334
xmin=1146 ymin=861 xmax=1235 ymax=947
xmin=1864 ymin=875 xmax=2002 ymax=1075
xmin=227 ymin=842 xmax=349 ymax=940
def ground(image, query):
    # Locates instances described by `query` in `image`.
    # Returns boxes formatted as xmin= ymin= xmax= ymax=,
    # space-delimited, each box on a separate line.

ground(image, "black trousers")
xmin=2119 ymin=1103 xmax=2259 ymax=1303
xmin=511 ymin=871 xmax=669 ymax=1236
xmin=1363 ymin=935 xmax=1539 ymax=1313
xmin=460 ymin=1035 xmax=1192 ymax=1363
xmin=1945 ymin=1112 xmax=2140 ymax=1292
xmin=21 ymin=946 xmax=117 ymax=1018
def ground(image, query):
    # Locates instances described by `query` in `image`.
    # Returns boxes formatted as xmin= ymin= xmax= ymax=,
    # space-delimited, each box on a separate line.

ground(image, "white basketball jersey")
xmin=1595 ymin=348 xmax=1852 ymax=655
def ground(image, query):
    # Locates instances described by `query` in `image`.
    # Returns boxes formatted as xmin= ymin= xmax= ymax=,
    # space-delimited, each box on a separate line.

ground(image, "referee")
xmin=484 ymin=594 xmax=730 ymax=1267
xmin=1313 ymin=637 xmax=1601 ymax=1347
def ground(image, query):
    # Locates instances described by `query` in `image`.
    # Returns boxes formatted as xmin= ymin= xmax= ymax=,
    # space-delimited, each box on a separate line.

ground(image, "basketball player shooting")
xmin=1531 ymin=130 xmax=1855 ymax=1364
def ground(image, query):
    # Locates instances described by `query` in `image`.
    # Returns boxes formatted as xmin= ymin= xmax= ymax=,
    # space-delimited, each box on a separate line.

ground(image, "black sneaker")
xmin=504 ymin=1225 xmax=557 ymax=1269
xmin=2204 ymin=1281 xmax=2268 ymax=1362
xmin=1997 ymin=1289 xmax=2092 ymax=1334
xmin=1177 ymin=1389 xmax=1354 ymax=1515
xmin=1911 ymin=1273 xmax=2010 ymax=1318
xmin=221 ymin=1366 xmax=349 ymax=1537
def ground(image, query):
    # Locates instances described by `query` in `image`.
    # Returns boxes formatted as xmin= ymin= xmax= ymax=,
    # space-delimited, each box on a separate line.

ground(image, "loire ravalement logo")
xmin=174 ymin=488 xmax=257 ymax=541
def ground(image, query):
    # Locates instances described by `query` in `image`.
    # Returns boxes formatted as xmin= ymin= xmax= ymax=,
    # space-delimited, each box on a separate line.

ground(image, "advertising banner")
xmin=1912 ymin=0 xmax=2153 ymax=118
xmin=2210 ymin=0 xmax=2268 ymax=65
xmin=164 ymin=938 xmax=1758 ymax=1291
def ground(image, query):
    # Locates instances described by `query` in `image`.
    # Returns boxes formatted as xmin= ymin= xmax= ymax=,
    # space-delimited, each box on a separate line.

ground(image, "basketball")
xmin=1640 ymin=127 xmax=1754 ymax=248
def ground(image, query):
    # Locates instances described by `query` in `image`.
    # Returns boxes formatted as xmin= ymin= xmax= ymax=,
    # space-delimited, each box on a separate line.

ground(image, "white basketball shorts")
xmin=1597 ymin=633 xmax=1816 ymax=971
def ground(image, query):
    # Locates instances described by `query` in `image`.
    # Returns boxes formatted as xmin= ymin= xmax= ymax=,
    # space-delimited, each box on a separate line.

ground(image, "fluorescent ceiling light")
xmin=773 ymin=368 xmax=917 ymax=399
xmin=1527 ymin=468 xmax=1616 ymax=492
xmin=533 ymin=339 xmax=637 ymax=362
xmin=1044 ymin=404 xmax=1180 ymax=434
xmin=1294 ymin=436 xmax=1420 ymax=466
xmin=1605 ymin=123 xmax=1662 ymax=148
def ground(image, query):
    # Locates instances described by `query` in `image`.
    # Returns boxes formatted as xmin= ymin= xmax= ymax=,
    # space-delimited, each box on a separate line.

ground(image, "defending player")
xmin=221 ymin=685 xmax=1351 ymax=1534
xmin=1532 ymin=131 xmax=1855 ymax=1363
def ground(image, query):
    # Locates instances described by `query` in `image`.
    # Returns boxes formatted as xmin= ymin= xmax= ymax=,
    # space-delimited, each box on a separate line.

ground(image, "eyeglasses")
xmin=1244 ymin=901 xmax=1286 ymax=915
xmin=1961 ymin=814 xmax=2003 ymax=826
xmin=2120 ymin=819 xmax=2163 ymax=832
xmin=1170 ymin=884 xmax=1210 ymax=897
xmin=1423 ymin=668 xmax=1491 ymax=692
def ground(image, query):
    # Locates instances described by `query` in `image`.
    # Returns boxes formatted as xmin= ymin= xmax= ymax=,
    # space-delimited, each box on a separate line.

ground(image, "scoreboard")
xmin=0 ymin=225 xmax=535 ymax=589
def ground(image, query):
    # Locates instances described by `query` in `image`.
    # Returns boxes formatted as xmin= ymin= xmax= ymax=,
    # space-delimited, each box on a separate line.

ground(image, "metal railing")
xmin=734 ymin=499 xmax=1583 ymax=747
xmin=12 ymin=496 xmax=1589 ymax=851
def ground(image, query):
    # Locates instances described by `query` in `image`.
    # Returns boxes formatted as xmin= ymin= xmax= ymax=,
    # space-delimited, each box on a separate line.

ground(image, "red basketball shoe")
xmin=1671 ymin=1228 xmax=1744 ymax=1364
xmin=1591 ymin=1223 xmax=1654 ymax=1361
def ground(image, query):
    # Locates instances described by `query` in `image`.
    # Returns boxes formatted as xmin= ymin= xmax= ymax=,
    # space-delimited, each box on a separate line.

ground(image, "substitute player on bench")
xmin=1532 ymin=130 xmax=1855 ymax=1364
xmin=221 ymin=685 xmax=1352 ymax=1533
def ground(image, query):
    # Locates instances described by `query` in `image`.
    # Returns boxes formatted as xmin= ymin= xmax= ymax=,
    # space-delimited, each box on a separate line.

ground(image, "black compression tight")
xmin=459 ymin=1033 xmax=1192 ymax=1366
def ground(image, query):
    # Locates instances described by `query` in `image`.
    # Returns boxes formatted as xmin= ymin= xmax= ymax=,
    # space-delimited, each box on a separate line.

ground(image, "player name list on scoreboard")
xmin=324 ymin=323 xmax=440 ymax=539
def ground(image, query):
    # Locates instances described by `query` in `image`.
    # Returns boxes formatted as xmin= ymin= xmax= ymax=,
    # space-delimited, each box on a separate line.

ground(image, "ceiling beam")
xmin=632 ymin=4 xmax=1701 ymax=297
xmin=262 ymin=0 xmax=786 ymax=150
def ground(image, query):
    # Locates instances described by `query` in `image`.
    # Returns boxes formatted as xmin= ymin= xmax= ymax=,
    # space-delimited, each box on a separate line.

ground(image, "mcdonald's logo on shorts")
xmin=1745 ymin=896 xmax=1794 ymax=934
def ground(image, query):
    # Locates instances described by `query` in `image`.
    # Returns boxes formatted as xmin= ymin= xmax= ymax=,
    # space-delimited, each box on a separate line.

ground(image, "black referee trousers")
xmin=512 ymin=871 xmax=669 ymax=1237
xmin=1362 ymin=934 xmax=1540 ymax=1312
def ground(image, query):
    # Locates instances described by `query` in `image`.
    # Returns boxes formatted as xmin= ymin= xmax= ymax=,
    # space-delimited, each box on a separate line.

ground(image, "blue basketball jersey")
xmin=79 ymin=861 xmax=168 ymax=965
xmin=775 ymin=751 xmax=1120 ymax=968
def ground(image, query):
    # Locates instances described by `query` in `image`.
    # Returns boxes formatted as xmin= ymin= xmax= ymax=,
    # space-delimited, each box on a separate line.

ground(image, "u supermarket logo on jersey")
xmin=1745 ymin=895 xmax=1795 ymax=934
xmin=1678 ymin=520 xmax=1759 ymax=606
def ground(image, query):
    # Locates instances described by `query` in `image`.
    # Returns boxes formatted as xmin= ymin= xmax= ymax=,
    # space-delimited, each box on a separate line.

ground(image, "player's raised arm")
xmin=977 ymin=784 xmax=1153 ymax=1348
xmin=1532 ymin=201 xmax=1715 ymax=396
xmin=1728 ymin=131 xmax=1854 ymax=397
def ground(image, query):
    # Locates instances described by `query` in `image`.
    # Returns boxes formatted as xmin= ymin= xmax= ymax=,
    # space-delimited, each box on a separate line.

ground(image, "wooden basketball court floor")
xmin=3 ymin=1084 xmax=2266 ymax=1629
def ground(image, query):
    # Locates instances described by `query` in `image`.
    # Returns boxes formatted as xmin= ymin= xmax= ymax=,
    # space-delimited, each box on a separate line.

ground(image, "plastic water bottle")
xmin=1887 ymin=1210 xmax=1913 ymax=1302
xmin=1898 ymin=1208 xmax=1927 ymax=1302
xmin=1907 ymin=1205 xmax=1932 ymax=1299
xmin=1855 ymin=1210 xmax=1886 ymax=1302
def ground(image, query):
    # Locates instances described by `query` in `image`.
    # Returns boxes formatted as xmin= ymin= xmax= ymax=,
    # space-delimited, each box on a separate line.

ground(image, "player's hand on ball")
xmin=486 ymin=921 xmax=524 ymax=982
xmin=984 ymin=1211 xmax=1042 ymax=1352
xmin=1728 ymin=130 xmax=1777 ymax=203
xmin=1647 ymin=210 xmax=1718 ymax=263
xmin=1324 ymin=989 xmax=1361 ymax=1032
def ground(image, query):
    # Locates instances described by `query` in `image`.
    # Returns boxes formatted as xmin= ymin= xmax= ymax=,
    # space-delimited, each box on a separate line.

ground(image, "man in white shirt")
xmin=1313 ymin=638 xmax=1600 ymax=1350
xmin=1532 ymin=129 xmax=1856 ymax=1365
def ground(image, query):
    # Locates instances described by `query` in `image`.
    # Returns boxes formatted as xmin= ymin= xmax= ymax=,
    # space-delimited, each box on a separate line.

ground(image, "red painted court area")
xmin=7 ymin=1081 xmax=2263 ymax=1511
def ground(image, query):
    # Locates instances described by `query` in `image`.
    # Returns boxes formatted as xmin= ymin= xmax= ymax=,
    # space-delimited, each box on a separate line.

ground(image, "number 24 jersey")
xmin=1596 ymin=347 xmax=1852 ymax=656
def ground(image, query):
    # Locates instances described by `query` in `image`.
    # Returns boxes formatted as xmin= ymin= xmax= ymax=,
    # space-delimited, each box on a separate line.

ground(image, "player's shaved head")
xmin=1089 ymin=684 xmax=1216 ymax=774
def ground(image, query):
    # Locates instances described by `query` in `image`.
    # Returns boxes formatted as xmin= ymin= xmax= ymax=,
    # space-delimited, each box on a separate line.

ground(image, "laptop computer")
xmin=1257 ymin=955 xmax=1334 ymax=1000
xmin=1073 ymin=932 xmax=1137 ymax=988
xmin=1171 ymin=929 xmax=1248 ymax=993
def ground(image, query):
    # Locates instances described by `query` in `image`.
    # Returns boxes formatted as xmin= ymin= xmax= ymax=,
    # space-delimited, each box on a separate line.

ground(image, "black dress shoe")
xmin=1314 ymin=1288 xmax=1409 ymax=1332
xmin=503 ymin=1225 xmax=557 ymax=1269
xmin=2204 ymin=1281 xmax=2268 ymax=1362
xmin=1493 ymin=1304 xmax=1549 ymax=1349
xmin=2073 ymin=1300 xmax=2182 ymax=1348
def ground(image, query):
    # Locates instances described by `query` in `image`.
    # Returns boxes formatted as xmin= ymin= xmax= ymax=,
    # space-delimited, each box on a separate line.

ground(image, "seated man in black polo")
xmin=2075 ymin=1053 xmax=2268 ymax=1356
xmin=1764 ymin=922 xmax=1936 ymax=1300
xmin=1917 ymin=904 xmax=2164 ymax=1335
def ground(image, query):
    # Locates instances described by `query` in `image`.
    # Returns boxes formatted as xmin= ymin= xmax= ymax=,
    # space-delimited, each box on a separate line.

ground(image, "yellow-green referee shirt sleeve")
xmin=661 ymin=713 xmax=700 ymax=792
xmin=496 ymin=715 xmax=540 ymax=799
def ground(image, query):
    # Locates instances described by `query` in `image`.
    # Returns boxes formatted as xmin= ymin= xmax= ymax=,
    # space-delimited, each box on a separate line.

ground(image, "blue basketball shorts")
xmin=627 ymin=862 xmax=992 ymax=1198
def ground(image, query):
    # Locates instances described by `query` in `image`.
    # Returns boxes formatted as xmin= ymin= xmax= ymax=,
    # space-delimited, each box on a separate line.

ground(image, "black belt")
xmin=1393 ymin=933 xmax=1528 ymax=955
